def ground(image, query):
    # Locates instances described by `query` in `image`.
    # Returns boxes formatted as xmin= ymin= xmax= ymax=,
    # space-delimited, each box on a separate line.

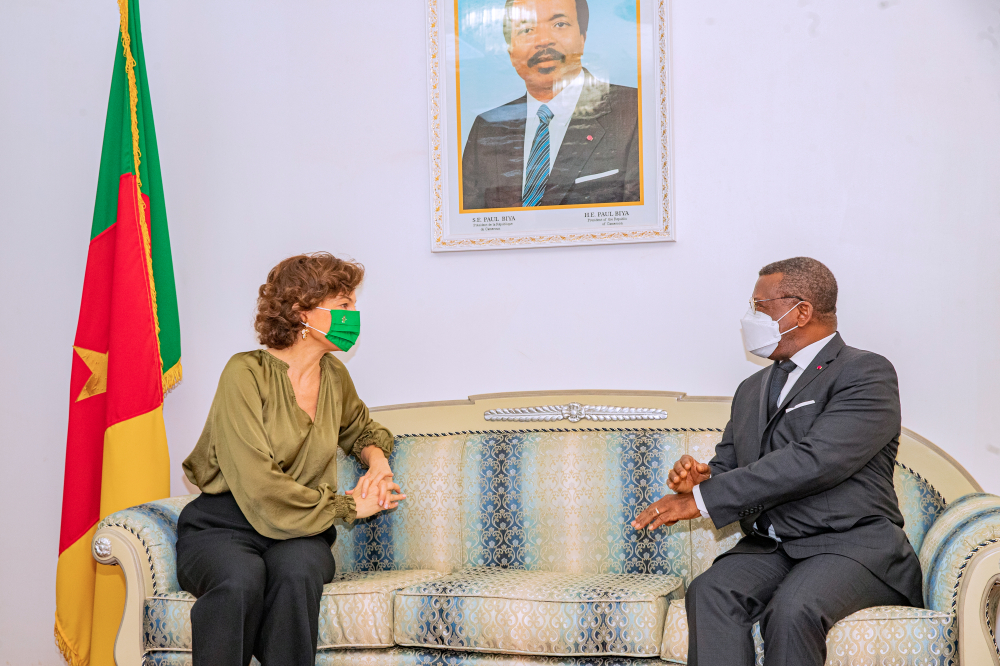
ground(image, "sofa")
xmin=91 ymin=390 xmax=1000 ymax=665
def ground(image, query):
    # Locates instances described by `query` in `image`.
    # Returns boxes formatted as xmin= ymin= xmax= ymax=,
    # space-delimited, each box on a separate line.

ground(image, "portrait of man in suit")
xmin=461 ymin=0 xmax=641 ymax=211
xmin=631 ymin=257 xmax=924 ymax=666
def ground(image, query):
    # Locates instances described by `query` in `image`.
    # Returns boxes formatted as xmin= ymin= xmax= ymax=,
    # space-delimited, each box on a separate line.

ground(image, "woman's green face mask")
xmin=305 ymin=307 xmax=360 ymax=352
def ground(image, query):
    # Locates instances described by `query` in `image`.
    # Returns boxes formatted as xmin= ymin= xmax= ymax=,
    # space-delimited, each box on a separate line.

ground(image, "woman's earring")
xmin=301 ymin=328 xmax=308 ymax=340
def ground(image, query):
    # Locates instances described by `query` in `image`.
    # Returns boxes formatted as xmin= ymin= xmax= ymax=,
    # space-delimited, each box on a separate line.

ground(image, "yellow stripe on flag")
xmin=100 ymin=406 xmax=170 ymax=518
xmin=55 ymin=525 xmax=99 ymax=666
xmin=60 ymin=407 xmax=171 ymax=665
xmin=89 ymin=563 xmax=126 ymax=666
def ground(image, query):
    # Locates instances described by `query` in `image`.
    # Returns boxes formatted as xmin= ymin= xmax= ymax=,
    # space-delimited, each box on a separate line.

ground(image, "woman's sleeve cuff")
xmin=335 ymin=494 xmax=357 ymax=524
xmin=350 ymin=425 xmax=394 ymax=467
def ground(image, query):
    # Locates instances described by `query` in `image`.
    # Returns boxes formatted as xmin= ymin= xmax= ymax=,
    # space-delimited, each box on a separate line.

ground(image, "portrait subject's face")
xmin=507 ymin=0 xmax=586 ymax=97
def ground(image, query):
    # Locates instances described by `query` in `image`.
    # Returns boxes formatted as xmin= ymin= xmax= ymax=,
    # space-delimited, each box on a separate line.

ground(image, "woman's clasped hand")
xmin=346 ymin=445 xmax=406 ymax=518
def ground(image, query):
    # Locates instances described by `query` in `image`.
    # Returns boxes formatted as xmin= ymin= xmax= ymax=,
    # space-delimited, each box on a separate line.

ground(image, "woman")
xmin=178 ymin=252 xmax=404 ymax=666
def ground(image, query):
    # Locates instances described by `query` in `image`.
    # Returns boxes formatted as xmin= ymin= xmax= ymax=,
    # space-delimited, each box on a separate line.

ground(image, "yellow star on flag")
xmin=73 ymin=346 xmax=108 ymax=402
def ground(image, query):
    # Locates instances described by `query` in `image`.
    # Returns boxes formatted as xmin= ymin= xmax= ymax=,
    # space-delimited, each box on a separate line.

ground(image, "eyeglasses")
xmin=749 ymin=295 xmax=804 ymax=314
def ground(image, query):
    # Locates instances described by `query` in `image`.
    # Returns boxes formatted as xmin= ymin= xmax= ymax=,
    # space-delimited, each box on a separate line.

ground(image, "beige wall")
xmin=2 ymin=1 xmax=1000 ymax=663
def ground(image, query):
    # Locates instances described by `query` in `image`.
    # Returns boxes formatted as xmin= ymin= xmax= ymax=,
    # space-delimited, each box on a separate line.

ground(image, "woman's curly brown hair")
xmin=255 ymin=252 xmax=365 ymax=349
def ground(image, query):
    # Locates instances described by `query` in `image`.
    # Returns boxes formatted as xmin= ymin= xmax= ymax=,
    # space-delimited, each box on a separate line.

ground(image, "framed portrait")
xmin=427 ymin=0 xmax=674 ymax=251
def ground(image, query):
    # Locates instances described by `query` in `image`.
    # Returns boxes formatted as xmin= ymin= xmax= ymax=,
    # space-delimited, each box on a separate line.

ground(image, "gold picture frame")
xmin=428 ymin=0 xmax=675 ymax=251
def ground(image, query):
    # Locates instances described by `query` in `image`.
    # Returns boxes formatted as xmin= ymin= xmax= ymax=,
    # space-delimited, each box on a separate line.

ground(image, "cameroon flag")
xmin=55 ymin=1 xmax=180 ymax=663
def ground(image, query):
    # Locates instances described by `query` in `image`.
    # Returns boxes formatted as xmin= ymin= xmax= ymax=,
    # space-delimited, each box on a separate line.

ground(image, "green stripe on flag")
xmin=89 ymin=0 xmax=181 ymax=379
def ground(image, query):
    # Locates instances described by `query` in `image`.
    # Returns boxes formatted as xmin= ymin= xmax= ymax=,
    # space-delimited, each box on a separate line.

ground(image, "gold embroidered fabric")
xmin=824 ymin=606 xmax=957 ymax=666
xmin=334 ymin=435 xmax=466 ymax=574
xmin=319 ymin=570 xmax=447 ymax=648
xmin=657 ymin=603 xmax=957 ymax=665
xmin=393 ymin=567 xmax=682 ymax=657
xmin=143 ymin=570 xmax=446 ymax=653
xmin=659 ymin=599 xmax=688 ymax=663
xmin=460 ymin=430 xmax=698 ymax=579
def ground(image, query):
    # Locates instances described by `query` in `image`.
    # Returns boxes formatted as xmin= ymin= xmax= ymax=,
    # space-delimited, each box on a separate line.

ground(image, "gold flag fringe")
xmin=118 ymin=0 xmax=165 ymax=381
xmin=54 ymin=614 xmax=86 ymax=666
xmin=163 ymin=359 xmax=183 ymax=395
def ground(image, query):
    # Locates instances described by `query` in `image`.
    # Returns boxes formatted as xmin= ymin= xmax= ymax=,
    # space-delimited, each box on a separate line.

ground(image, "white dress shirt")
xmin=692 ymin=333 xmax=838 ymax=540
xmin=522 ymin=71 xmax=585 ymax=193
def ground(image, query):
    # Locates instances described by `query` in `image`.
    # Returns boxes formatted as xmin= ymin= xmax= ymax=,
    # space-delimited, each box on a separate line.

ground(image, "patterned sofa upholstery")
xmin=93 ymin=428 xmax=1000 ymax=666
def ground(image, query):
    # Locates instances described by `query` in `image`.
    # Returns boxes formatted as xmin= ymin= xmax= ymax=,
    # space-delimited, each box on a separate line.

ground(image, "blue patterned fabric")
xmin=335 ymin=435 xmax=466 ymax=574
xmin=145 ymin=592 xmax=192 ymax=652
xmin=893 ymin=464 xmax=946 ymax=555
xmin=919 ymin=493 xmax=1000 ymax=612
xmin=394 ymin=567 xmax=682 ymax=657
xmin=661 ymin=604 xmax=956 ymax=665
xmin=144 ymin=570 xmax=448 ymax=653
xmin=461 ymin=430 xmax=695 ymax=584
xmin=101 ymin=431 xmax=946 ymax=598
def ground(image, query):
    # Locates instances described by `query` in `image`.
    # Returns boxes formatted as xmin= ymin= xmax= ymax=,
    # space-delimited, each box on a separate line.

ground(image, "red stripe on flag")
xmin=73 ymin=225 xmax=115 ymax=350
xmin=59 ymin=355 xmax=108 ymax=553
xmin=105 ymin=173 xmax=163 ymax=427
xmin=60 ymin=226 xmax=116 ymax=553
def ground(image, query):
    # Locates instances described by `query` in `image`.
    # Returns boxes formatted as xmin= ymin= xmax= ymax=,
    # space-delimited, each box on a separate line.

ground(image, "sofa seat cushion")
xmin=143 ymin=569 xmax=446 ymax=652
xmin=393 ymin=567 xmax=683 ymax=657
xmin=660 ymin=601 xmax=957 ymax=665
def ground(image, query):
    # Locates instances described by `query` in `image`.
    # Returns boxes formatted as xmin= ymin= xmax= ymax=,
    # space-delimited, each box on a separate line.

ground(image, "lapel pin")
xmin=587 ymin=135 xmax=593 ymax=141
xmin=817 ymin=365 xmax=823 ymax=370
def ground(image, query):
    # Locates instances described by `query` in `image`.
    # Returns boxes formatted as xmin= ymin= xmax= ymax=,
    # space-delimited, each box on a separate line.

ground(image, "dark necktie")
xmin=767 ymin=359 xmax=798 ymax=420
xmin=757 ymin=359 xmax=798 ymax=539
xmin=522 ymin=104 xmax=554 ymax=207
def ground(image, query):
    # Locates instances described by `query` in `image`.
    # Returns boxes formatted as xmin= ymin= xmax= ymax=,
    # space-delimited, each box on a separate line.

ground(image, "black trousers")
xmin=176 ymin=493 xmax=337 ymax=666
xmin=685 ymin=543 xmax=910 ymax=666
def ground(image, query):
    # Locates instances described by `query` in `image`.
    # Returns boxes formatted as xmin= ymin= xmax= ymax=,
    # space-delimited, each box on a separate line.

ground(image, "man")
xmin=631 ymin=257 xmax=922 ymax=666
xmin=461 ymin=0 xmax=640 ymax=210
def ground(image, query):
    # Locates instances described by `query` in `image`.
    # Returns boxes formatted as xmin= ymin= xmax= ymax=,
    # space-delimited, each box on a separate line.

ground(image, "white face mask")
xmin=740 ymin=302 xmax=800 ymax=358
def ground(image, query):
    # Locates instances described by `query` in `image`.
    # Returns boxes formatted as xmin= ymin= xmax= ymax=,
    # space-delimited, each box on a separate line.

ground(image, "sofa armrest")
xmin=91 ymin=495 xmax=198 ymax=665
xmin=92 ymin=524 xmax=153 ymax=666
xmin=94 ymin=495 xmax=197 ymax=594
xmin=919 ymin=493 xmax=1000 ymax=666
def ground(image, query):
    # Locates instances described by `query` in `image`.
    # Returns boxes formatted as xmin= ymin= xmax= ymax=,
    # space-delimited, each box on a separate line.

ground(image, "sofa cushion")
xmin=143 ymin=569 xmax=446 ymax=653
xmin=659 ymin=602 xmax=956 ymax=665
xmin=659 ymin=600 xmax=689 ymax=663
xmin=319 ymin=570 xmax=449 ymax=648
xmin=393 ymin=567 xmax=683 ymax=657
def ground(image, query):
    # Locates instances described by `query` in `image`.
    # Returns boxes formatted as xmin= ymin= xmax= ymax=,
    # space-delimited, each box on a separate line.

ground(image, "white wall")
xmin=2 ymin=1 xmax=999 ymax=662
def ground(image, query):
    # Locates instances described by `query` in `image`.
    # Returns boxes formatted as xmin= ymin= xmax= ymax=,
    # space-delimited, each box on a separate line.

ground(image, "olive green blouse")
xmin=182 ymin=350 xmax=394 ymax=540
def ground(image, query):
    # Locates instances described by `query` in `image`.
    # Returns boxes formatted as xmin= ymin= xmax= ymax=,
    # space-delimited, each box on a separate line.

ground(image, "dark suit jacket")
xmin=461 ymin=69 xmax=640 ymax=210
xmin=699 ymin=333 xmax=923 ymax=607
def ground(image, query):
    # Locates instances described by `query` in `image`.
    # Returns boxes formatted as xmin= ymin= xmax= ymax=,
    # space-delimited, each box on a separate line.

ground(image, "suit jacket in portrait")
xmin=461 ymin=69 xmax=640 ymax=210
xmin=698 ymin=333 xmax=924 ymax=607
